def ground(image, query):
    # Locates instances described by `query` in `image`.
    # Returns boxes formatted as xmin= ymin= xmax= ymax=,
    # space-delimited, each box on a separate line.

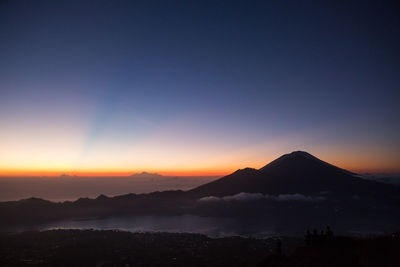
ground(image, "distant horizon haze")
xmin=0 ymin=174 xmax=221 ymax=201
xmin=1 ymin=150 xmax=400 ymax=177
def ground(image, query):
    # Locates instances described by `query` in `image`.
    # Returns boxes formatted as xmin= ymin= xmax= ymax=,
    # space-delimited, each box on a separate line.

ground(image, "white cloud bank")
xmin=199 ymin=192 xmax=325 ymax=202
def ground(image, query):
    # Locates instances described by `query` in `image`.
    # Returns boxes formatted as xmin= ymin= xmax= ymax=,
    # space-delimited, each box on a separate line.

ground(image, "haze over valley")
xmin=0 ymin=173 xmax=219 ymax=202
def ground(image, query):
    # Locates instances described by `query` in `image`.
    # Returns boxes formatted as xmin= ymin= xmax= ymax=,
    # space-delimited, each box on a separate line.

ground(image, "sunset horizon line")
xmin=1 ymin=166 xmax=399 ymax=177
xmin=2 ymin=149 xmax=400 ymax=177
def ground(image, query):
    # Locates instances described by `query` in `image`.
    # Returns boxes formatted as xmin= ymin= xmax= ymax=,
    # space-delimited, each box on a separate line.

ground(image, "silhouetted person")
xmin=312 ymin=229 xmax=319 ymax=246
xmin=320 ymin=229 xmax=325 ymax=244
xmin=326 ymin=226 xmax=333 ymax=239
xmin=275 ymin=239 xmax=282 ymax=256
xmin=305 ymin=229 xmax=311 ymax=246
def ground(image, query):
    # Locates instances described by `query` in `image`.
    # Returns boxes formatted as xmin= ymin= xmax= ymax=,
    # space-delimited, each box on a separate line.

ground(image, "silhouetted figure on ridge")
xmin=326 ymin=226 xmax=333 ymax=239
xmin=307 ymin=226 xmax=334 ymax=247
xmin=275 ymin=239 xmax=282 ymax=256
xmin=319 ymin=229 xmax=325 ymax=244
xmin=312 ymin=229 xmax=319 ymax=246
xmin=305 ymin=229 xmax=311 ymax=246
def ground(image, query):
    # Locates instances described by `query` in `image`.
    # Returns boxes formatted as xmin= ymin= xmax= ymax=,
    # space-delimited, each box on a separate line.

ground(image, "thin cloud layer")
xmin=199 ymin=192 xmax=325 ymax=202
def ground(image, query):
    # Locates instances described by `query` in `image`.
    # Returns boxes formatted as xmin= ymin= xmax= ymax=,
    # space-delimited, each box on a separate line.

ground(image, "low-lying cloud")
xmin=199 ymin=192 xmax=325 ymax=202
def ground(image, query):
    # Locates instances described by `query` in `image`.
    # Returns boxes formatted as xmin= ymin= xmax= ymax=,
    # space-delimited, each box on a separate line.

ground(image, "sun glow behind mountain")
xmin=1 ymin=141 xmax=399 ymax=177
xmin=0 ymin=103 xmax=399 ymax=176
xmin=0 ymin=1 xmax=399 ymax=177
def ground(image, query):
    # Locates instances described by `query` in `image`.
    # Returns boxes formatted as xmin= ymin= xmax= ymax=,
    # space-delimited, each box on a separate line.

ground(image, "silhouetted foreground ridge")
xmin=0 ymin=230 xmax=282 ymax=266
xmin=0 ymin=229 xmax=399 ymax=266
xmin=257 ymin=229 xmax=400 ymax=267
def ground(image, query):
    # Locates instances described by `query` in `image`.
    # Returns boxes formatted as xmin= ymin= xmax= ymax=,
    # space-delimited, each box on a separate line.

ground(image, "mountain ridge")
xmin=1 ymin=151 xmax=399 ymax=234
xmin=189 ymin=151 xmax=391 ymax=197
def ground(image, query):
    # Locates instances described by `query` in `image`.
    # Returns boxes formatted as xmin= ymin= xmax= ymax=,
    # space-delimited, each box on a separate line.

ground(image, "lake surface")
xmin=22 ymin=215 xmax=278 ymax=238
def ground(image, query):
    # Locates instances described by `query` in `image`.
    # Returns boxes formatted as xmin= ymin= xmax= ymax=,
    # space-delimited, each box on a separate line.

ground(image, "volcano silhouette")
xmin=1 ymin=151 xmax=399 ymax=233
xmin=189 ymin=151 xmax=392 ymax=197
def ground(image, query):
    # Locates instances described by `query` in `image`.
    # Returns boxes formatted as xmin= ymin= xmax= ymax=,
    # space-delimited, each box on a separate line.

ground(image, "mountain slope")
xmin=0 ymin=151 xmax=399 ymax=233
xmin=189 ymin=151 xmax=396 ymax=197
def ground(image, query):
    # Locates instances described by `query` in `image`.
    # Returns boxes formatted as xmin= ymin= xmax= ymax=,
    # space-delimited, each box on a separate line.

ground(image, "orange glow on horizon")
xmin=0 ymin=168 xmax=231 ymax=177
xmin=1 ymin=146 xmax=399 ymax=177
xmin=1 ymin=162 xmax=399 ymax=177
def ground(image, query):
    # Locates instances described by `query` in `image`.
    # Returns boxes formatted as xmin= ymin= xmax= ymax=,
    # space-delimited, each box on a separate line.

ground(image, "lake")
xmin=15 ymin=215 xmax=278 ymax=238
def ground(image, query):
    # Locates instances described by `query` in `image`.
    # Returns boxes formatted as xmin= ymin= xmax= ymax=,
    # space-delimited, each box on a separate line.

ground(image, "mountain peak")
xmin=131 ymin=172 xmax=163 ymax=178
xmin=259 ymin=151 xmax=354 ymax=176
xmin=274 ymin=150 xmax=319 ymax=161
xmin=288 ymin=150 xmax=315 ymax=157
xmin=190 ymin=151 xmax=360 ymax=197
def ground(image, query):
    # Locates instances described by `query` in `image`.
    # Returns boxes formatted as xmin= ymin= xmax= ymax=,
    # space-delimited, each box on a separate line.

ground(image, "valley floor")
xmin=0 ymin=229 xmax=398 ymax=266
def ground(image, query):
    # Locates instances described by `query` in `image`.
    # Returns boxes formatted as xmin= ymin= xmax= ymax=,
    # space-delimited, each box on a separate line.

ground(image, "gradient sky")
xmin=0 ymin=0 xmax=399 ymax=176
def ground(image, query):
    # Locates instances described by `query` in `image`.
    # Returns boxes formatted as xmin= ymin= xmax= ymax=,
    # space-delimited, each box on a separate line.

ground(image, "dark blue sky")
xmin=0 ymin=0 xmax=399 ymax=175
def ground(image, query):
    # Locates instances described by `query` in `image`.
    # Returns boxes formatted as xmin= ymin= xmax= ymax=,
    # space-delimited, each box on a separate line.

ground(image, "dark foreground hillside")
xmin=257 ymin=231 xmax=400 ymax=267
xmin=0 ymin=230 xmax=287 ymax=267
xmin=0 ymin=230 xmax=399 ymax=267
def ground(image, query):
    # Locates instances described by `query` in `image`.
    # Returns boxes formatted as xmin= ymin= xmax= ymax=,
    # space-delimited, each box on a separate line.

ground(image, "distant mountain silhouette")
xmin=131 ymin=172 xmax=163 ymax=178
xmin=189 ymin=151 xmax=396 ymax=197
xmin=1 ymin=151 xmax=399 ymax=235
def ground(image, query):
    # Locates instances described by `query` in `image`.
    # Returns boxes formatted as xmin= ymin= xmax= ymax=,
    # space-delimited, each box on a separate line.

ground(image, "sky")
xmin=0 ymin=0 xmax=399 ymax=176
